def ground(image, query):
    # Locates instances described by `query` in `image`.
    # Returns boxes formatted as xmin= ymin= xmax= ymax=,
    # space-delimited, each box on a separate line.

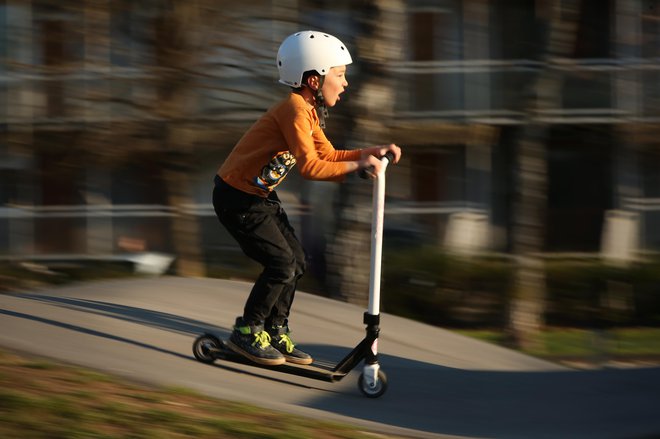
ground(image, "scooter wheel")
xmin=358 ymin=369 xmax=388 ymax=398
xmin=193 ymin=334 xmax=220 ymax=364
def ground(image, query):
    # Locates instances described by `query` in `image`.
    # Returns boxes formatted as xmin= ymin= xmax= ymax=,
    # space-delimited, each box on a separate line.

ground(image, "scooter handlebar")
xmin=359 ymin=151 xmax=396 ymax=179
xmin=382 ymin=151 xmax=395 ymax=164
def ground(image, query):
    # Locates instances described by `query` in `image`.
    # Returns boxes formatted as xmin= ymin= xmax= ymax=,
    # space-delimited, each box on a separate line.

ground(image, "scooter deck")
xmin=210 ymin=337 xmax=348 ymax=382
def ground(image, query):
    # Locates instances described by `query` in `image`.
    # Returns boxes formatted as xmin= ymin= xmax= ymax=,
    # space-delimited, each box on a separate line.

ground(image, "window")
xmin=489 ymin=0 xmax=537 ymax=60
xmin=641 ymin=0 xmax=660 ymax=58
xmin=641 ymin=1 xmax=660 ymax=116
xmin=573 ymin=0 xmax=612 ymax=58
xmin=406 ymin=2 xmax=463 ymax=113
xmin=546 ymin=126 xmax=613 ymax=251
xmin=37 ymin=4 xmax=84 ymax=118
xmin=408 ymin=5 xmax=461 ymax=62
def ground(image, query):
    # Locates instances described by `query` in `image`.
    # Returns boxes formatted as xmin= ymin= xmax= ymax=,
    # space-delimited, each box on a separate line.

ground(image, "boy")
xmin=213 ymin=30 xmax=401 ymax=366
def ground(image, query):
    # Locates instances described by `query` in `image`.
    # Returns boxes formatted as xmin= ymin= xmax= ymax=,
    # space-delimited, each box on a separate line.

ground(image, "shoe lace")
xmin=277 ymin=333 xmax=295 ymax=354
xmin=252 ymin=331 xmax=272 ymax=349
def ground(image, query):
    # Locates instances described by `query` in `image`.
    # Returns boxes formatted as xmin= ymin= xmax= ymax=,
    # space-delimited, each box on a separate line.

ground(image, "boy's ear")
xmin=306 ymin=74 xmax=321 ymax=91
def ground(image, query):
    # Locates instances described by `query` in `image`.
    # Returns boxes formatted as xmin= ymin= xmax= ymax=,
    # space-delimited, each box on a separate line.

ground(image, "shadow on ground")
xmin=3 ymin=291 xmax=660 ymax=439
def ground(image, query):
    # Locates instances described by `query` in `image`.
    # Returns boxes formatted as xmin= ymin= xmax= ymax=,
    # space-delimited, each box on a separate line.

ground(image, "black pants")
xmin=213 ymin=176 xmax=306 ymax=327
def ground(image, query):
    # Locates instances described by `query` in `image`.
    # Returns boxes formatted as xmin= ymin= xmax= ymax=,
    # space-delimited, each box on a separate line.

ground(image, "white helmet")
xmin=277 ymin=30 xmax=353 ymax=87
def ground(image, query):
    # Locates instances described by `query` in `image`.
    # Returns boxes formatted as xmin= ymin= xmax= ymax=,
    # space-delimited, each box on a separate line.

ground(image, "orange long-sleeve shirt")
xmin=218 ymin=92 xmax=361 ymax=197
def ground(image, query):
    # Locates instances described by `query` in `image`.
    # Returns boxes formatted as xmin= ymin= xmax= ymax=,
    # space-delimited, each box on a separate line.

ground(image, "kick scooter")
xmin=192 ymin=152 xmax=395 ymax=398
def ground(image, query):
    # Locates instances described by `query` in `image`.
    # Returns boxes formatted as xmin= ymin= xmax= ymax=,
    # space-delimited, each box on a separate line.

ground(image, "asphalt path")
xmin=1 ymin=276 xmax=660 ymax=439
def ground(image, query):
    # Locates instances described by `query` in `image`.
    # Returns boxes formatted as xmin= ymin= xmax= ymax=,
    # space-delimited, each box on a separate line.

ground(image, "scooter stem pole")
xmin=368 ymin=157 xmax=390 ymax=316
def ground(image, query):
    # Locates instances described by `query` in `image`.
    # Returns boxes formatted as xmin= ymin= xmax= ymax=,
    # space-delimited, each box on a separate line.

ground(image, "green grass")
xmin=457 ymin=327 xmax=660 ymax=363
xmin=0 ymin=261 xmax=138 ymax=294
xmin=0 ymin=349 xmax=398 ymax=439
xmin=608 ymin=327 xmax=660 ymax=355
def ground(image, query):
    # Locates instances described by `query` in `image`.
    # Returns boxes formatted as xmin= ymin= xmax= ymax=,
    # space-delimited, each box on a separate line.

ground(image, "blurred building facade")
xmin=1 ymin=0 xmax=659 ymax=289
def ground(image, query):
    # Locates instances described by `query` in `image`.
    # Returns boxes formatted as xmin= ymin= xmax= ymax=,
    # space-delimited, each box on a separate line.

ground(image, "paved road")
xmin=2 ymin=276 xmax=660 ymax=439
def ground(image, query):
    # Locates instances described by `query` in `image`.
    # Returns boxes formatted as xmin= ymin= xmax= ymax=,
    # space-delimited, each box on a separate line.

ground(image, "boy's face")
xmin=321 ymin=66 xmax=348 ymax=107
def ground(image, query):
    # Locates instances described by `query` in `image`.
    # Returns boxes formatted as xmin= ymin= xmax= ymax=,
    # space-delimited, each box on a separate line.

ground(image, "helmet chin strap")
xmin=315 ymin=76 xmax=328 ymax=129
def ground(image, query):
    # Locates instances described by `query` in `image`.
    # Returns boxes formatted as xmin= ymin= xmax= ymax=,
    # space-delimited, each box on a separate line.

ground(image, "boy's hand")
xmin=358 ymin=155 xmax=383 ymax=179
xmin=356 ymin=143 xmax=401 ymax=178
xmin=362 ymin=144 xmax=402 ymax=164
xmin=378 ymin=143 xmax=401 ymax=164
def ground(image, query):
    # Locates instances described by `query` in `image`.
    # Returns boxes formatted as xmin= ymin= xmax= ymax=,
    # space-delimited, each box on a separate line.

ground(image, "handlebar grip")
xmin=359 ymin=151 xmax=396 ymax=179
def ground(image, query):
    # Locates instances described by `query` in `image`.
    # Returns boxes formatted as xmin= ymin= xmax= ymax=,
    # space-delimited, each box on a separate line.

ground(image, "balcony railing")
xmin=389 ymin=58 xmax=660 ymax=123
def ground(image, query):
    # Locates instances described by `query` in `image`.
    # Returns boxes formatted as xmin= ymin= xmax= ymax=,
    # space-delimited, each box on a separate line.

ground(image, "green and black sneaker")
xmin=227 ymin=317 xmax=285 ymax=366
xmin=268 ymin=324 xmax=313 ymax=365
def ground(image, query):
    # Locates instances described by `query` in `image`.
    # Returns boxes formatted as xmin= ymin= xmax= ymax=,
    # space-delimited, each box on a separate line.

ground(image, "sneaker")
xmin=268 ymin=325 xmax=313 ymax=365
xmin=227 ymin=318 xmax=285 ymax=366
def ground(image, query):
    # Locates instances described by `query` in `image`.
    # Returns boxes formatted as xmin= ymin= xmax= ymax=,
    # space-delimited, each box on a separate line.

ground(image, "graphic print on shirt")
xmin=255 ymin=151 xmax=297 ymax=191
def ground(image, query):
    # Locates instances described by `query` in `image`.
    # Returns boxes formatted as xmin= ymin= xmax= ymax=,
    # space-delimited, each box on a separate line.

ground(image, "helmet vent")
xmin=309 ymin=34 xmax=315 ymax=38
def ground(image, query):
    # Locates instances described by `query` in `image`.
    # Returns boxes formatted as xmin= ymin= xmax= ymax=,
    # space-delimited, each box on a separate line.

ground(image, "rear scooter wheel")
xmin=358 ymin=369 xmax=388 ymax=398
xmin=193 ymin=334 xmax=220 ymax=364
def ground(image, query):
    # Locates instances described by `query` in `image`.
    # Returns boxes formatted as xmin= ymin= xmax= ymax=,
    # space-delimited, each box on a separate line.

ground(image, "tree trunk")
xmin=326 ymin=0 xmax=404 ymax=305
xmin=509 ymin=0 xmax=581 ymax=349
xmin=152 ymin=1 xmax=208 ymax=277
